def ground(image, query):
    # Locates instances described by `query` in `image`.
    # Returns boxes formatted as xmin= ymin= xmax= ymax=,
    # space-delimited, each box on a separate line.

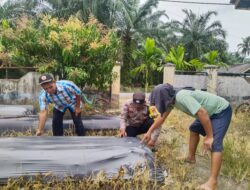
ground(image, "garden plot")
xmin=0 ymin=105 xmax=120 ymax=132
xmin=0 ymin=115 xmax=120 ymax=133
xmin=0 ymin=137 xmax=163 ymax=184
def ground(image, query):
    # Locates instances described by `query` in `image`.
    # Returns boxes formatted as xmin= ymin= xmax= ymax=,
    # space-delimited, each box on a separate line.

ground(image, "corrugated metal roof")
xmin=219 ymin=64 xmax=250 ymax=73
xmin=230 ymin=0 xmax=250 ymax=10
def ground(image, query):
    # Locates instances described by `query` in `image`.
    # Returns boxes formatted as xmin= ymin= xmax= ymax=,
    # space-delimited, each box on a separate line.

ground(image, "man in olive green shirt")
xmin=142 ymin=84 xmax=232 ymax=190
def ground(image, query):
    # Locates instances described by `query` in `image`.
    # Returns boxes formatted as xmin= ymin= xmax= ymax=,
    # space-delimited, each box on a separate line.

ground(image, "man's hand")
xmin=75 ymin=106 xmax=81 ymax=117
xmin=36 ymin=129 xmax=43 ymax=136
xmin=203 ymin=136 xmax=214 ymax=151
xmin=119 ymin=128 xmax=127 ymax=137
xmin=36 ymin=109 xmax=48 ymax=137
xmin=141 ymin=131 xmax=152 ymax=144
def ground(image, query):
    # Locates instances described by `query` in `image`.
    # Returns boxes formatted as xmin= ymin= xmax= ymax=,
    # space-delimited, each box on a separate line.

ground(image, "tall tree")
xmin=115 ymin=0 xmax=168 ymax=85
xmin=1 ymin=0 xmax=171 ymax=86
xmin=43 ymin=0 xmax=111 ymax=24
xmin=238 ymin=36 xmax=250 ymax=58
xmin=45 ymin=0 xmax=170 ymax=85
xmin=171 ymin=9 xmax=227 ymax=60
xmin=0 ymin=0 xmax=44 ymax=21
xmin=222 ymin=52 xmax=244 ymax=65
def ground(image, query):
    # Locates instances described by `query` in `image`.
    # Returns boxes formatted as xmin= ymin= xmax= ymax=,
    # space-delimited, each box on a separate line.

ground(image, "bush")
xmin=1 ymin=15 xmax=120 ymax=90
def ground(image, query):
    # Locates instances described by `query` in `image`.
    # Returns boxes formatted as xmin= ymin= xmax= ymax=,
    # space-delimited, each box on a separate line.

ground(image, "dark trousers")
xmin=125 ymin=117 xmax=154 ymax=137
xmin=52 ymin=108 xmax=85 ymax=136
xmin=189 ymin=105 xmax=232 ymax=152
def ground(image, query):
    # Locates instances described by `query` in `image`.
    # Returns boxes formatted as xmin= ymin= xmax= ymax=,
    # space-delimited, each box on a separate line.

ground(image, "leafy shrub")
xmin=1 ymin=15 xmax=120 ymax=89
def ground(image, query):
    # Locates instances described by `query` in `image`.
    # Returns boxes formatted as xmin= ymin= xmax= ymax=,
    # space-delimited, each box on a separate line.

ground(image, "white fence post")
xmin=163 ymin=63 xmax=175 ymax=85
xmin=205 ymin=65 xmax=218 ymax=94
xmin=111 ymin=61 xmax=121 ymax=108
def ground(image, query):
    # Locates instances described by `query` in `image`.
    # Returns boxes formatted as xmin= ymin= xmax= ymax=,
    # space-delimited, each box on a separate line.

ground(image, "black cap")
xmin=133 ymin=92 xmax=145 ymax=104
xmin=39 ymin=74 xmax=54 ymax=85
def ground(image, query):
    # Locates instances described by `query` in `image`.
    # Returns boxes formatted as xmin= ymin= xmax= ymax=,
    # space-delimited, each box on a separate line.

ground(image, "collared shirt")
xmin=39 ymin=80 xmax=81 ymax=112
xmin=120 ymin=100 xmax=149 ymax=129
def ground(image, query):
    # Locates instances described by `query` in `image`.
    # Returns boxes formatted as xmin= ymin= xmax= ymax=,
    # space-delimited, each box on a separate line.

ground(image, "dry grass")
xmin=154 ymin=110 xmax=250 ymax=189
xmin=0 ymin=110 xmax=249 ymax=190
xmin=0 ymin=128 xmax=119 ymax=137
xmin=221 ymin=114 xmax=250 ymax=183
xmin=1 ymin=168 xmax=162 ymax=190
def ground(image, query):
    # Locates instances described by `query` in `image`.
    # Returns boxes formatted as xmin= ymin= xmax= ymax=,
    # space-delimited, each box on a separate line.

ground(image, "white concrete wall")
xmin=0 ymin=72 xmax=249 ymax=105
xmin=0 ymin=72 xmax=41 ymax=104
xmin=217 ymin=76 xmax=250 ymax=101
xmin=173 ymin=75 xmax=207 ymax=90
xmin=0 ymin=79 xmax=18 ymax=104
xmin=172 ymin=74 xmax=250 ymax=102
xmin=17 ymin=72 xmax=41 ymax=104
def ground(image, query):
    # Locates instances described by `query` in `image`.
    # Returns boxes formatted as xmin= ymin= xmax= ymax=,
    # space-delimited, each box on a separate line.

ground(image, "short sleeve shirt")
xmin=175 ymin=90 xmax=229 ymax=117
xmin=39 ymin=80 xmax=81 ymax=112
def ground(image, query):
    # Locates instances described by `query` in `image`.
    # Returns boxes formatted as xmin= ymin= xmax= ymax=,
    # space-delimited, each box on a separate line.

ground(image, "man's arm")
xmin=196 ymin=107 xmax=214 ymax=150
xmin=36 ymin=109 xmax=48 ymax=136
xmin=119 ymin=102 xmax=129 ymax=137
xmin=141 ymin=111 xmax=170 ymax=143
xmin=75 ymin=94 xmax=81 ymax=116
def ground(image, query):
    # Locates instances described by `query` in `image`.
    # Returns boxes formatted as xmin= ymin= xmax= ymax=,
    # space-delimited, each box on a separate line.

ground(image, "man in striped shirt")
xmin=36 ymin=73 xmax=85 ymax=136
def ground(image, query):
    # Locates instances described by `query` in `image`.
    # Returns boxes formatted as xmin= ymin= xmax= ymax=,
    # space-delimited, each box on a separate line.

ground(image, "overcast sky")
xmin=143 ymin=0 xmax=250 ymax=52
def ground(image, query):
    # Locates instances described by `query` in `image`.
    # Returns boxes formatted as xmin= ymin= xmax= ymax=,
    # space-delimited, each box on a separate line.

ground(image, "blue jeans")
xmin=52 ymin=108 xmax=85 ymax=136
xmin=189 ymin=105 xmax=232 ymax=152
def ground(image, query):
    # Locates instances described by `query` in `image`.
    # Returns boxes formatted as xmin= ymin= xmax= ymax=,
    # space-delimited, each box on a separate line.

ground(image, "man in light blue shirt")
xmin=142 ymin=83 xmax=232 ymax=190
xmin=36 ymin=73 xmax=85 ymax=136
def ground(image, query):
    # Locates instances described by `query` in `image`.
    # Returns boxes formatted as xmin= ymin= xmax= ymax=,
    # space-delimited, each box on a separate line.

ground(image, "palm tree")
xmin=165 ymin=45 xmax=190 ymax=70
xmin=222 ymin=52 xmax=244 ymax=65
xmin=0 ymin=0 xmax=105 ymax=26
xmin=238 ymin=36 xmax=250 ymax=58
xmin=0 ymin=0 xmax=52 ymax=25
xmin=171 ymin=9 xmax=227 ymax=60
xmin=131 ymin=38 xmax=164 ymax=92
xmin=19 ymin=0 xmax=130 ymax=28
xmin=165 ymin=45 xmax=203 ymax=71
xmin=202 ymin=50 xmax=227 ymax=68
xmin=0 ymin=1 xmax=26 ymax=22
xmin=115 ymin=0 xmax=169 ymax=84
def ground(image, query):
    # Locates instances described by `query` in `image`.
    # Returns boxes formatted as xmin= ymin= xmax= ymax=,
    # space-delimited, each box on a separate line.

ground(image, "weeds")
xmin=0 ymin=110 xmax=249 ymax=189
xmin=222 ymin=137 xmax=250 ymax=183
xmin=1 ymin=168 xmax=161 ymax=190
xmin=221 ymin=112 xmax=250 ymax=183
xmin=0 ymin=128 xmax=119 ymax=137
